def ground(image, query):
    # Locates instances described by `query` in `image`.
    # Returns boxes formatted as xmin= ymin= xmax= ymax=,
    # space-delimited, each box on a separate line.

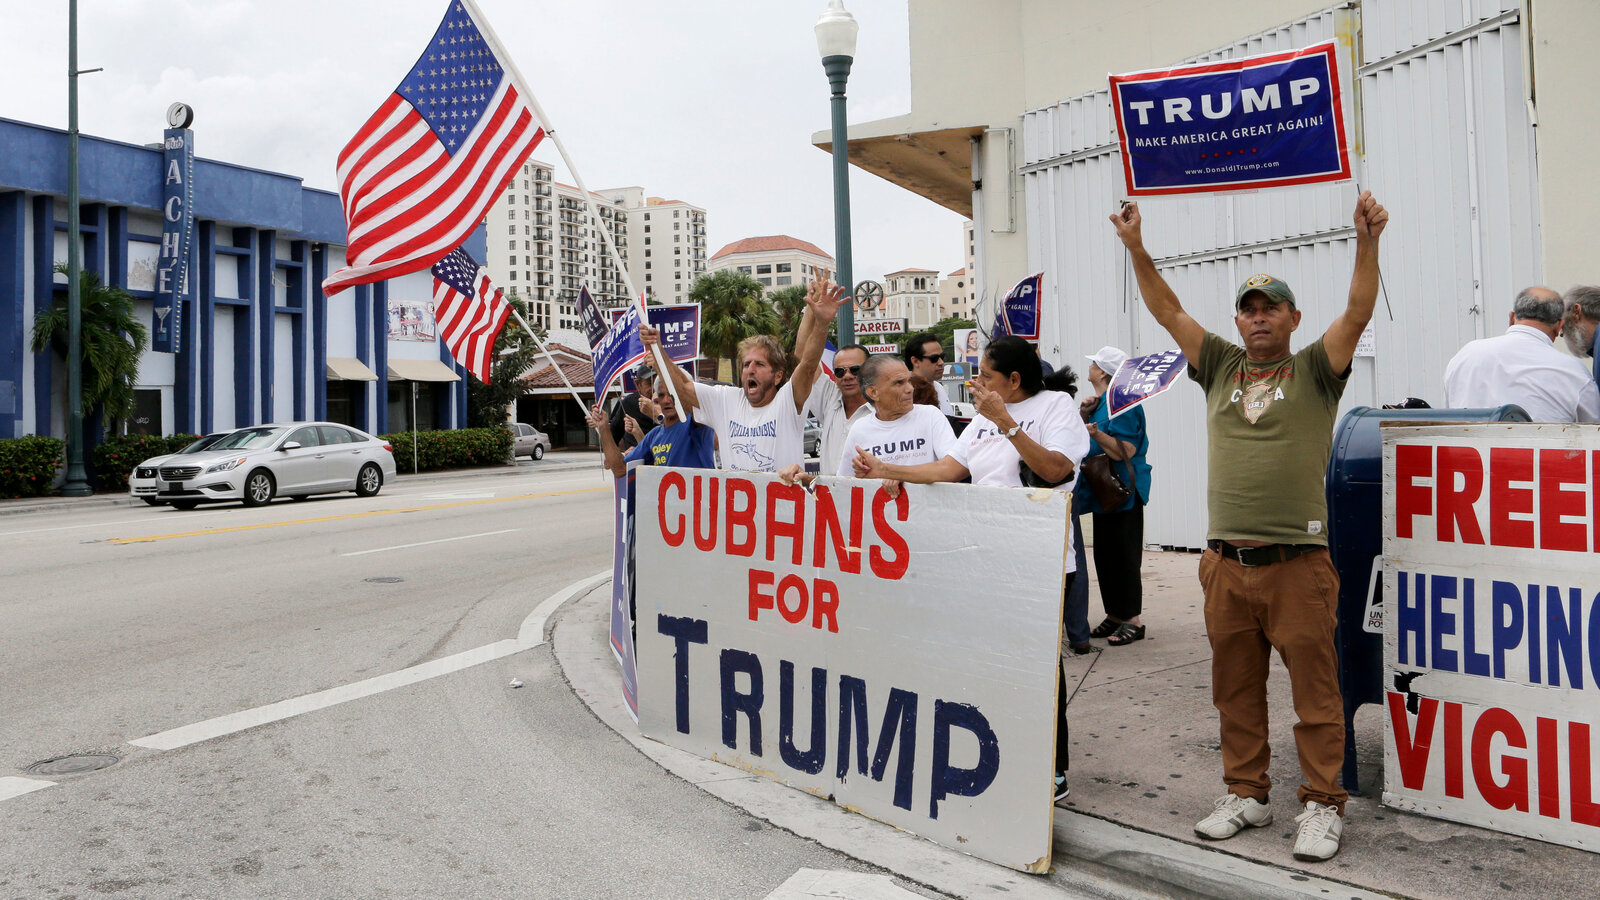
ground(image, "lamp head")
xmin=814 ymin=0 xmax=859 ymax=61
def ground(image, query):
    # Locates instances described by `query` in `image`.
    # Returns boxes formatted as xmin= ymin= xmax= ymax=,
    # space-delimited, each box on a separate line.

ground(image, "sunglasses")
xmin=833 ymin=364 xmax=863 ymax=378
xmin=922 ymin=353 xmax=945 ymax=363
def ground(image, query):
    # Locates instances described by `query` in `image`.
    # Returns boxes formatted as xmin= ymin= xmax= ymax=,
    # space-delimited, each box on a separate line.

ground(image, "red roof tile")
xmin=710 ymin=235 xmax=833 ymax=262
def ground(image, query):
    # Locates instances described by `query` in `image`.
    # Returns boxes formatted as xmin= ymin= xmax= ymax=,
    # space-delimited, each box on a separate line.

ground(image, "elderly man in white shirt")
xmin=1441 ymin=287 xmax=1600 ymax=422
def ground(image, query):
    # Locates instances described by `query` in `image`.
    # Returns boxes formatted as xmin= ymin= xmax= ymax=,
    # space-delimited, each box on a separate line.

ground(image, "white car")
xmin=128 ymin=432 xmax=232 ymax=505
xmin=154 ymin=422 xmax=398 ymax=510
xmin=511 ymin=423 xmax=550 ymax=460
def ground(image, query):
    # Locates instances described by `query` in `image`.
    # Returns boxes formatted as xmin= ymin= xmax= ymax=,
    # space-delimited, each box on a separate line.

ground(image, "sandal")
xmin=1090 ymin=617 xmax=1120 ymax=639
xmin=1107 ymin=623 xmax=1146 ymax=646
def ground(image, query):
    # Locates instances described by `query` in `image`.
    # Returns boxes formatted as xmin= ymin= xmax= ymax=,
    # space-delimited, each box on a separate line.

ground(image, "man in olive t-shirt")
xmin=1110 ymin=192 xmax=1389 ymax=863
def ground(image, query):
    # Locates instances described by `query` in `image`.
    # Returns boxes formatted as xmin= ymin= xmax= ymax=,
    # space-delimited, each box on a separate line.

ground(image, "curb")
xmin=549 ymin=580 xmax=1388 ymax=900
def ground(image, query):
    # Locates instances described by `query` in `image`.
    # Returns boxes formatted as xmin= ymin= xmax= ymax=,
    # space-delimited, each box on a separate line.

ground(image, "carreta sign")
xmin=1383 ymin=426 xmax=1600 ymax=851
xmin=855 ymin=318 xmax=907 ymax=336
xmin=633 ymin=468 xmax=1069 ymax=871
xmin=1109 ymin=41 xmax=1351 ymax=196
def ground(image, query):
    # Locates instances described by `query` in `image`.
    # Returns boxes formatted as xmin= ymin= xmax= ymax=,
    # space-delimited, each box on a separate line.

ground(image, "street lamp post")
xmin=62 ymin=0 xmax=91 ymax=496
xmin=815 ymin=0 xmax=858 ymax=345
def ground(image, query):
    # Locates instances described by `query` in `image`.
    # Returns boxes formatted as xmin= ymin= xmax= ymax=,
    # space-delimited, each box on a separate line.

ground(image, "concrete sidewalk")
xmin=556 ymin=549 xmax=1600 ymax=899
xmin=1059 ymin=549 xmax=1595 ymax=899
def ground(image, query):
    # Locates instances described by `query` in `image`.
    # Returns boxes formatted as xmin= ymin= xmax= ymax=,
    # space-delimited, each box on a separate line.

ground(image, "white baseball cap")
xmin=1086 ymin=346 xmax=1128 ymax=377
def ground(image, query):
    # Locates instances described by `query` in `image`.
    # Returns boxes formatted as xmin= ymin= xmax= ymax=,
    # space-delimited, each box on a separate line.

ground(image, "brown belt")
xmin=1207 ymin=540 xmax=1322 ymax=567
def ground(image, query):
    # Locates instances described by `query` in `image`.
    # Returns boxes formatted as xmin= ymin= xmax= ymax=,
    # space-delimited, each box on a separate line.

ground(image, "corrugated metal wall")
xmin=1019 ymin=0 xmax=1536 ymax=550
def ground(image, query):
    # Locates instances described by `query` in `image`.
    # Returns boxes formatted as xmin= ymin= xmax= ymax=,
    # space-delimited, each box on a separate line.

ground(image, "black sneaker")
xmin=1053 ymin=772 xmax=1070 ymax=803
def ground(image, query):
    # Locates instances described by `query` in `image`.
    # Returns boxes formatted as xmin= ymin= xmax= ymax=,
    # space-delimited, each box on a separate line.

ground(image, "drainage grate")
xmin=26 ymin=753 xmax=121 ymax=776
xmin=363 ymin=576 xmax=405 ymax=584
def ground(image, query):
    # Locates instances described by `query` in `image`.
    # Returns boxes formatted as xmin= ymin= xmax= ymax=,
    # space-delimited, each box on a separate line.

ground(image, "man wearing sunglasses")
xmin=903 ymin=332 xmax=954 ymax=415
xmin=805 ymin=344 xmax=873 ymax=474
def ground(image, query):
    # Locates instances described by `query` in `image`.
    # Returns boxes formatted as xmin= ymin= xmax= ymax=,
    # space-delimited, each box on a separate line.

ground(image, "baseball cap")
xmin=1235 ymin=273 xmax=1297 ymax=309
xmin=1086 ymin=346 xmax=1128 ymax=377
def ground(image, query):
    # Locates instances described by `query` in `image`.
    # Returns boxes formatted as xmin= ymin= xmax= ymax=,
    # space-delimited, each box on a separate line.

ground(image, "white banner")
xmin=1383 ymin=425 xmax=1600 ymax=851
xmin=633 ymin=467 xmax=1069 ymax=872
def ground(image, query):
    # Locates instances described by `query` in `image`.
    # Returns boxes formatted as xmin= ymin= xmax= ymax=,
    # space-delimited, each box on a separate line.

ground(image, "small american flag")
xmin=430 ymin=247 xmax=512 ymax=383
xmin=324 ymin=1 xmax=546 ymax=295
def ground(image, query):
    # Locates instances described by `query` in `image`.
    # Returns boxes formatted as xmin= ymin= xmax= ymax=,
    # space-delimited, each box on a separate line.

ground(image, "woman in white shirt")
xmin=853 ymin=334 xmax=1090 ymax=805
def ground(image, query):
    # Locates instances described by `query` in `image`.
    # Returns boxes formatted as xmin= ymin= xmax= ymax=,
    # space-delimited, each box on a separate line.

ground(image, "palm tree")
xmin=690 ymin=269 xmax=779 ymax=372
xmin=30 ymin=263 xmax=148 ymax=431
xmin=768 ymin=284 xmax=808 ymax=353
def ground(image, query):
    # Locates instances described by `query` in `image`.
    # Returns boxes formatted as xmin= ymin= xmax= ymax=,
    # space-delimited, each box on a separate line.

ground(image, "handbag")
xmin=1080 ymin=453 xmax=1134 ymax=511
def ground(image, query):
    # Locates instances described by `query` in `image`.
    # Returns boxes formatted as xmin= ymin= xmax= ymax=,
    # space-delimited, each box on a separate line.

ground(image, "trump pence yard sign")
xmin=632 ymin=468 xmax=1071 ymax=872
xmin=1384 ymin=425 xmax=1600 ymax=852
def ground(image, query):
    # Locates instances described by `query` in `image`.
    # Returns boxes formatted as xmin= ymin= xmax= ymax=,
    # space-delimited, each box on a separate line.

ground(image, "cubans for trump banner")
xmin=1384 ymin=425 xmax=1600 ymax=852
xmin=632 ymin=468 xmax=1070 ymax=872
xmin=1109 ymin=41 xmax=1350 ymax=196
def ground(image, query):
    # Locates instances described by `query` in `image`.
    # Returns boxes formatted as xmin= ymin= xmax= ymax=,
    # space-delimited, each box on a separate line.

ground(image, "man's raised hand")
xmin=805 ymin=278 xmax=850 ymax=321
xmin=640 ymin=323 xmax=661 ymax=349
xmin=1108 ymin=200 xmax=1143 ymax=250
xmin=1353 ymin=190 xmax=1389 ymax=241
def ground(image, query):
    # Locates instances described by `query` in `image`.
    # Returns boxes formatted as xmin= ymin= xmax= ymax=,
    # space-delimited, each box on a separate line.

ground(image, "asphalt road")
xmin=0 ymin=462 xmax=922 ymax=899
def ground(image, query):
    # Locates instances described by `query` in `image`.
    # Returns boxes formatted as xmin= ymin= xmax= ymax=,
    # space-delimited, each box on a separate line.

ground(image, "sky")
xmin=2 ymin=0 xmax=966 ymax=287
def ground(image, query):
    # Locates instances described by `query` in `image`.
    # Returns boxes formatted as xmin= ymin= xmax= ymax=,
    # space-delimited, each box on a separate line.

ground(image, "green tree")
xmin=30 ymin=263 xmax=148 ymax=431
xmin=768 ymin=284 xmax=807 ymax=353
xmin=465 ymin=291 xmax=544 ymax=428
xmin=690 ymin=269 xmax=778 ymax=372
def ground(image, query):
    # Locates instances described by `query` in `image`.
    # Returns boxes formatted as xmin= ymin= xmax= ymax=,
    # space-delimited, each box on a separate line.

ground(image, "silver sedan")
xmin=154 ymin=422 xmax=398 ymax=510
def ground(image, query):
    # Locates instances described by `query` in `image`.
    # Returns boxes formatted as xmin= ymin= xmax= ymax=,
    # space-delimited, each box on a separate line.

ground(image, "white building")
xmin=883 ymin=268 xmax=943 ymax=331
xmin=601 ymin=187 xmax=708 ymax=306
xmin=815 ymin=0 xmax=1597 ymax=549
xmin=940 ymin=268 xmax=972 ymax=321
xmin=481 ymin=159 xmax=629 ymax=339
xmin=707 ymin=236 xmax=835 ymax=293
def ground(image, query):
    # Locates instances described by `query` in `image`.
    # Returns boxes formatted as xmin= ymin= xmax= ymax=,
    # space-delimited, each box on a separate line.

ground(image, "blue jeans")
xmin=1064 ymin=508 xmax=1090 ymax=646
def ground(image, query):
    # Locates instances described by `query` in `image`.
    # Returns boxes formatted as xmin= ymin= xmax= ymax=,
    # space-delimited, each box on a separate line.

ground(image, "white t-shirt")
xmin=950 ymin=390 xmax=1091 ymax=573
xmin=835 ymin=405 xmax=957 ymax=476
xmin=932 ymin=379 xmax=954 ymax=416
xmin=806 ymin=377 xmax=875 ymax=475
xmin=695 ymin=381 xmax=806 ymax=473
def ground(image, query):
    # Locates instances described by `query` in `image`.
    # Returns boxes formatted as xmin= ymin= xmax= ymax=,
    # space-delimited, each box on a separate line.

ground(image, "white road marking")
xmin=127 ymin=569 xmax=611 ymax=752
xmin=340 ymin=528 xmax=520 ymax=557
xmin=0 ymin=776 xmax=56 ymax=802
xmin=765 ymin=868 xmax=923 ymax=899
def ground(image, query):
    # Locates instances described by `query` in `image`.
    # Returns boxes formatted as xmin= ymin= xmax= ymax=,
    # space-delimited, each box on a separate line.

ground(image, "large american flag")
xmin=323 ymin=1 xmax=545 ymax=295
xmin=430 ymin=247 xmax=512 ymax=383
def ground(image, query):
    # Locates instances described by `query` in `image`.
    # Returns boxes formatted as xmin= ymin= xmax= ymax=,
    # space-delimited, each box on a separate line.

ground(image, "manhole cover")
xmin=363 ymin=576 xmax=405 ymax=584
xmin=26 ymin=753 xmax=121 ymax=776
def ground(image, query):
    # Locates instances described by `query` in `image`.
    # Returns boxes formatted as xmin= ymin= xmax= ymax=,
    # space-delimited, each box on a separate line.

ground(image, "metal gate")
xmin=1019 ymin=0 xmax=1538 ymax=549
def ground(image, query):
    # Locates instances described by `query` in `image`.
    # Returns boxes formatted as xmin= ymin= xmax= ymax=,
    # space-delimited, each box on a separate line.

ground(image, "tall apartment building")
xmin=707 ymin=236 xmax=834 ymax=293
xmin=883 ymin=268 xmax=942 ymax=331
xmin=601 ymin=187 xmax=709 ymax=305
xmin=481 ymin=158 xmax=630 ymax=334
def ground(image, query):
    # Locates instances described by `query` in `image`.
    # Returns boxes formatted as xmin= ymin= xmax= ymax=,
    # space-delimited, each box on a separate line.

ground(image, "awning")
xmin=325 ymin=357 xmax=379 ymax=381
xmin=387 ymin=359 xmax=462 ymax=382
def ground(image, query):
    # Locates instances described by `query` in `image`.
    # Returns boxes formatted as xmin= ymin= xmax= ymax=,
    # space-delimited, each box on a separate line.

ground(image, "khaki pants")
xmin=1198 ymin=547 xmax=1347 ymax=813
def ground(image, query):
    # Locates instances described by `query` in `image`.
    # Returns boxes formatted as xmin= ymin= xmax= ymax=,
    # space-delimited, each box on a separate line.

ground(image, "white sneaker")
xmin=1292 ymin=801 xmax=1343 ymax=861
xmin=1194 ymin=793 xmax=1272 ymax=840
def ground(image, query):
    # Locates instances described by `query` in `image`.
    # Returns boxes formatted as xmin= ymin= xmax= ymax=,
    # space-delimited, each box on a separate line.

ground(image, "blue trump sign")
xmin=592 ymin=304 xmax=647 ymax=403
xmin=1109 ymin=41 xmax=1350 ymax=196
xmin=610 ymin=303 xmax=700 ymax=363
xmin=1106 ymin=350 xmax=1188 ymax=418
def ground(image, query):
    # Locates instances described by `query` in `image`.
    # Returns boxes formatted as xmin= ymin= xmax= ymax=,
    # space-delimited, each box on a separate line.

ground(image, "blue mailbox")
xmin=1324 ymin=404 xmax=1530 ymax=794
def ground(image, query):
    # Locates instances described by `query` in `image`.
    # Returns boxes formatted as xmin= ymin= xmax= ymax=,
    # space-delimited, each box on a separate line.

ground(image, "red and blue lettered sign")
xmin=1109 ymin=41 xmax=1350 ymax=197
xmin=996 ymin=273 xmax=1042 ymax=342
xmin=1106 ymin=350 xmax=1187 ymax=417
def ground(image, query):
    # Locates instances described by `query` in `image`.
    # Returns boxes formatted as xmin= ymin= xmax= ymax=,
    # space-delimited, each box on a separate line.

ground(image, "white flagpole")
xmin=507 ymin=305 xmax=584 ymax=412
xmin=463 ymin=0 xmax=684 ymax=415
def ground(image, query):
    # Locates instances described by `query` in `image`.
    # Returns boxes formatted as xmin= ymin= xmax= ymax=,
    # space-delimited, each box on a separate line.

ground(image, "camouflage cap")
xmin=1234 ymin=273 xmax=1297 ymax=310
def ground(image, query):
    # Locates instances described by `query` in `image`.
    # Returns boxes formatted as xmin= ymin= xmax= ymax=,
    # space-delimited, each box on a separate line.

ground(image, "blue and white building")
xmin=0 ymin=115 xmax=474 ymax=442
